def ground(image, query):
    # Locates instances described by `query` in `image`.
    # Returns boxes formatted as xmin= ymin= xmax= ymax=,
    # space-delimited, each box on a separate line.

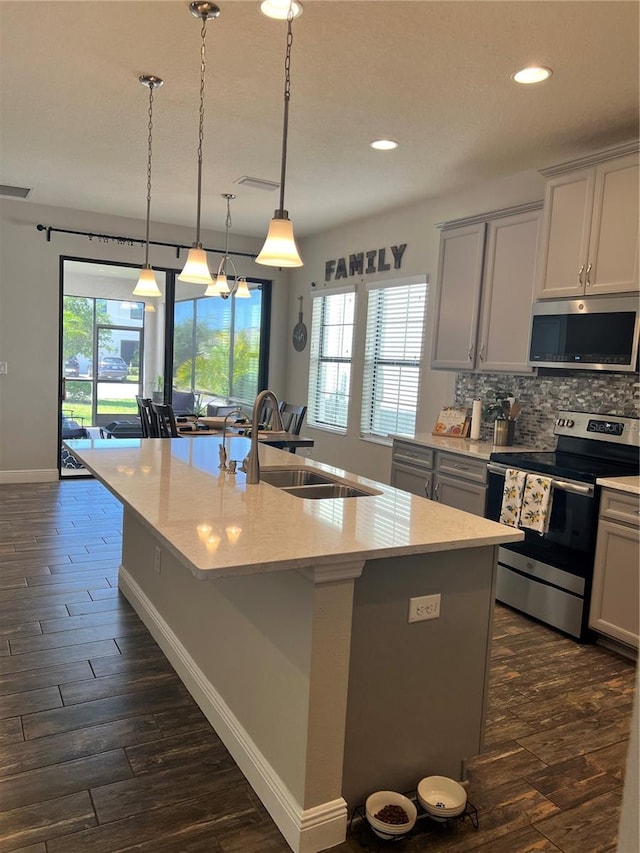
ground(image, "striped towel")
xmin=520 ymin=474 xmax=554 ymax=535
xmin=499 ymin=468 xmax=527 ymax=527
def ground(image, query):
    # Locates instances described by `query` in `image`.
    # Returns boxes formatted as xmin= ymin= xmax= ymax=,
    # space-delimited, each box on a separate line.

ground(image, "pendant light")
xmin=178 ymin=2 xmax=221 ymax=286
xmin=205 ymin=194 xmax=251 ymax=299
xmin=133 ymin=75 xmax=163 ymax=297
xmin=255 ymin=1 xmax=303 ymax=267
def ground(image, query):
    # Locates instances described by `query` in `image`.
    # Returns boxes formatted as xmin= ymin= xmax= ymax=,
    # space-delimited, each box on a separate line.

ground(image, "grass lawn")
xmin=63 ymin=399 xmax=138 ymax=426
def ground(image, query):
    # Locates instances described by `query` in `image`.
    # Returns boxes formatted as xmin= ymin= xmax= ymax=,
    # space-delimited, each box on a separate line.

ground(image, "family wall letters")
xmin=324 ymin=243 xmax=407 ymax=282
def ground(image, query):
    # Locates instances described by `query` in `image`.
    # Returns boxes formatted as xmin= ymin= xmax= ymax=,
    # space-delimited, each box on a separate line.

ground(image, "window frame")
xmin=360 ymin=275 xmax=429 ymax=442
xmin=307 ymin=286 xmax=357 ymax=434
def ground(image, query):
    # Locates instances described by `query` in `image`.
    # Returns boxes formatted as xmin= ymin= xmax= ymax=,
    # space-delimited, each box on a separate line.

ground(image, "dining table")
xmin=176 ymin=417 xmax=314 ymax=451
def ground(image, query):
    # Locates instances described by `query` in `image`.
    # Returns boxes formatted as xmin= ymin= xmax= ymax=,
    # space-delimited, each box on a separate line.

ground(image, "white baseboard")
xmin=0 ymin=469 xmax=58 ymax=484
xmin=119 ymin=566 xmax=348 ymax=853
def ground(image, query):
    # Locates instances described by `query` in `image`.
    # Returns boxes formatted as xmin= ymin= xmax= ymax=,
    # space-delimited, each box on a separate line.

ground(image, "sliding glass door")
xmin=171 ymin=281 xmax=268 ymax=412
xmin=60 ymin=258 xmax=271 ymax=476
xmin=60 ymin=259 xmax=165 ymax=475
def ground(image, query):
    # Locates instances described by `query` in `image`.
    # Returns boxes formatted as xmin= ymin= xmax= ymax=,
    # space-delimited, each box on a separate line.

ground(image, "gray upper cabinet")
xmin=537 ymin=146 xmax=639 ymax=299
xmin=431 ymin=204 xmax=542 ymax=374
xmin=431 ymin=223 xmax=486 ymax=371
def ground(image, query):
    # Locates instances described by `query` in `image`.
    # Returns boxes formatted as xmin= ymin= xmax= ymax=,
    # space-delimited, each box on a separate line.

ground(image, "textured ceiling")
xmin=1 ymin=1 xmax=638 ymax=239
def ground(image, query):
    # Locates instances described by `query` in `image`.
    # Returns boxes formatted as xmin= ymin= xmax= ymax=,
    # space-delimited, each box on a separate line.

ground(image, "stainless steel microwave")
xmin=529 ymin=296 xmax=640 ymax=372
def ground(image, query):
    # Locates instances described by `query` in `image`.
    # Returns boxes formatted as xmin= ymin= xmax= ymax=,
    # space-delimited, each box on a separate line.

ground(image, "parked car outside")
xmin=90 ymin=356 xmax=129 ymax=381
xmin=64 ymin=355 xmax=79 ymax=377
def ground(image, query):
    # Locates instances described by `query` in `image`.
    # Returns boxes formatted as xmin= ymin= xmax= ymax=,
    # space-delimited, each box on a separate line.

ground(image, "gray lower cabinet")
xmin=433 ymin=452 xmax=488 ymax=516
xmin=589 ymin=489 xmax=639 ymax=649
xmin=391 ymin=441 xmax=488 ymax=516
xmin=390 ymin=440 xmax=433 ymax=498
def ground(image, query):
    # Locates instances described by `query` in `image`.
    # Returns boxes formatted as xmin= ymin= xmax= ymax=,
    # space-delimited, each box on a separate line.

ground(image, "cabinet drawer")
xmin=392 ymin=441 xmax=434 ymax=470
xmin=436 ymin=452 xmax=487 ymax=484
xmin=599 ymin=489 xmax=640 ymax=528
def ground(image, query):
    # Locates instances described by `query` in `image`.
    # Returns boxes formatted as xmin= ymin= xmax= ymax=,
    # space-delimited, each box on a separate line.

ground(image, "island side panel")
xmin=120 ymin=509 xmax=355 ymax=818
xmin=341 ymin=546 xmax=497 ymax=807
xmin=120 ymin=509 xmax=315 ymax=803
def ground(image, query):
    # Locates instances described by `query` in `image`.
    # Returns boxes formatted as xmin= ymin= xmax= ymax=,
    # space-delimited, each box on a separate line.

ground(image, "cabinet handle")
xmin=467 ymin=345 xmax=474 ymax=362
xmin=577 ymin=264 xmax=585 ymax=286
xmin=434 ymin=482 xmax=440 ymax=501
xmin=479 ymin=345 xmax=486 ymax=361
xmin=585 ymin=263 xmax=592 ymax=287
xmin=424 ymin=478 xmax=431 ymax=498
xmin=454 ymin=463 xmax=470 ymax=471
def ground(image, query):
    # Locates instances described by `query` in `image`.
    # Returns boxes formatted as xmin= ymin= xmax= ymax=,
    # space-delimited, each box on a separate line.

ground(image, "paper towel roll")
xmin=470 ymin=400 xmax=482 ymax=440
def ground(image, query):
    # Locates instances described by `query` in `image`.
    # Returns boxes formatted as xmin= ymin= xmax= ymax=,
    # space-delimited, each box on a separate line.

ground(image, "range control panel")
xmin=554 ymin=411 xmax=640 ymax=446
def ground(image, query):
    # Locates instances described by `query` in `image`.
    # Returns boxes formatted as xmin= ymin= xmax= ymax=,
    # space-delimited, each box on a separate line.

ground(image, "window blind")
xmin=308 ymin=289 xmax=356 ymax=432
xmin=361 ymin=277 xmax=428 ymax=438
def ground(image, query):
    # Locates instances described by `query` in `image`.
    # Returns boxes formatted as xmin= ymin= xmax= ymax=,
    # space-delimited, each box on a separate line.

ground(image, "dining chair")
xmin=258 ymin=402 xmax=277 ymax=429
xmin=278 ymin=402 xmax=307 ymax=435
xmin=136 ymin=396 xmax=156 ymax=438
xmin=278 ymin=402 xmax=307 ymax=452
xmin=171 ymin=388 xmax=196 ymax=415
xmin=150 ymin=402 xmax=180 ymax=438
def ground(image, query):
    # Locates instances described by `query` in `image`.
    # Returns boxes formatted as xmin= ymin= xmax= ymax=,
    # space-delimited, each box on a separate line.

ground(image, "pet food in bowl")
xmin=365 ymin=790 xmax=417 ymax=839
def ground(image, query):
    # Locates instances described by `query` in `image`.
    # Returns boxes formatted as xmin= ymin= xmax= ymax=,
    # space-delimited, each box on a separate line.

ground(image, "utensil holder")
xmin=493 ymin=419 xmax=515 ymax=446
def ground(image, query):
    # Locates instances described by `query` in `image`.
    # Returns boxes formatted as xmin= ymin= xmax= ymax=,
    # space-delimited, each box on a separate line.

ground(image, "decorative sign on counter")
xmin=325 ymin=243 xmax=407 ymax=282
xmin=433 ymin=406 xmax=470 ymax=437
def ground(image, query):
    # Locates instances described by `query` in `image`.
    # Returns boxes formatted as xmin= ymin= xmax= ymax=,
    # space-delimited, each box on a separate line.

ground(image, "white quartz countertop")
xmin=392 ymin=433 xmax=542 ymax=460
xmin=65 ymin=436 xmax=523 ymax=579
xmin=597 ymin=476 xmax=640 ymax=496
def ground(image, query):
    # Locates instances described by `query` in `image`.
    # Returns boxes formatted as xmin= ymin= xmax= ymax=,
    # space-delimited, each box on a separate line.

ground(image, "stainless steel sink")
xmin=260 ymin=467 xmax=380 ymax=499
xmin=260 ymin=468 xmax=336 ymax=488
xmin=282 ymin=483 xmax=377 ymax=499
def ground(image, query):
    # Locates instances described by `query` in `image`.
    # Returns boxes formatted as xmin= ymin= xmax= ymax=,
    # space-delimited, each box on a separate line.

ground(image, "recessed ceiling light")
xmin=370 ymin=139 xmax=399 ymax=151
xmin=512 ymin=66 xmax=553 ymax=85
xmin=259 ymin=0 xmax=303 ymax=20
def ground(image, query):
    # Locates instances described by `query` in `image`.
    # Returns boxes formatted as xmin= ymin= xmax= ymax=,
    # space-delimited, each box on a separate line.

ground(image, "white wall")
xmin=287 ymin=168 xmax=546 ymax=481
xmin=0 ymin=198 xmax=289 ymax=479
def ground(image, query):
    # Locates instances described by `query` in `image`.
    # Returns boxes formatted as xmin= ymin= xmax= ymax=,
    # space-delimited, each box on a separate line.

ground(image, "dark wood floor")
xmin=0 ymin=479 xmax=635 ymax=853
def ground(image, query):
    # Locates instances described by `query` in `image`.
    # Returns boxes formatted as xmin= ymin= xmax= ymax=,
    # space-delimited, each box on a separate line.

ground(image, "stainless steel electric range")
xmin=485 ymin=411 xmax=640 ymax=640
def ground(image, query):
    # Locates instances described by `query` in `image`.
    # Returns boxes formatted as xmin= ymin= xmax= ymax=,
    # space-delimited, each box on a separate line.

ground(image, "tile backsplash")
xmin=455 ymin=371 xmax=640 ymax=448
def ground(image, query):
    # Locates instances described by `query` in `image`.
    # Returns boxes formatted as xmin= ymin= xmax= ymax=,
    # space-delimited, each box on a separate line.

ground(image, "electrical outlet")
xmin=408 ymin=593 xmax=441 ymax=623
xmin=154 ymin=546 xmax=162 ymax=575
xmin=0 ymin=362 xmax=7 ymax=375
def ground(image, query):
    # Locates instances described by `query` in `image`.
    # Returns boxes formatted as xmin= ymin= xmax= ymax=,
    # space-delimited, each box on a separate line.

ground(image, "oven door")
xmin=486 ymin=463 xmax=598 ymax=639
xmin=486 ymin=463 xmax=598 ymax=578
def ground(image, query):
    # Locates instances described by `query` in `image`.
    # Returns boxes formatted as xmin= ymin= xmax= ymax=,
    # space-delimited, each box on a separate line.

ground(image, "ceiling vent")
xmin=233 ymin=175 xmax=279 ymax=192
xmin=0 ymin=184 xmax=31 ymax=198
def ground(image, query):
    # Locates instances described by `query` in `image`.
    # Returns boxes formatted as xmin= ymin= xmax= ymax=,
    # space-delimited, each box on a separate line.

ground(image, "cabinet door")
xmin=431 ymin=223 xmax=485 ymax=370
xmin=433 ymin=473 xmax=487 ymax=517
xmin=589 ymin=518 xmax=639 ymax=649
xmin=391 ymin=463 xmax=432 ymax=499
xmin=588 ymin=155 xmax=639 ymax=295
xmin=478 ymin=210 xmax=541 ymax=373
xmin=537 ymin=169 xmax=594 ymax=299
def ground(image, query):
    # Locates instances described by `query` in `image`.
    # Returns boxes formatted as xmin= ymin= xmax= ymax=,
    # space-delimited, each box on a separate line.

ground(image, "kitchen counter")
xmin=392 ymin=432 xmax=541 ymax=460
xmin=65 ymin=436 xmax=523 ymax=853
xmin=65 ymin=436 xmax=522 ymax=578
xmin=597 ymin=475 xmax=640 ymax=496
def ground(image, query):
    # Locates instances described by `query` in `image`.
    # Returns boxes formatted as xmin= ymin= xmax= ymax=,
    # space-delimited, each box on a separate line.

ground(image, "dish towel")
xmin=499 ymin=468 xmax=527 ymax=527
xmin=520 ymin=474 xmax=554 ymax=534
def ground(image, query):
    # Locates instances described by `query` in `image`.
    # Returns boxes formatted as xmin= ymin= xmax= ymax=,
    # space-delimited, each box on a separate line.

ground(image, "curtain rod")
xmin=35 ymin=224 xmax=257 ymax=260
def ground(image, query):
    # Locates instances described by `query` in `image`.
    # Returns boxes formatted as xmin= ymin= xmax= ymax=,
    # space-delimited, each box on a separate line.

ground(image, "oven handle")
xmin=487 ymin=463 xmax=595 ymax=497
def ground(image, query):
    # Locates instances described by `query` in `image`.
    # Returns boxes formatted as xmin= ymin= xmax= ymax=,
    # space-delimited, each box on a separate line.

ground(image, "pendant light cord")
xmin=277 ymin=4 xmax=294 ymax=216
xmin=144 ymin=84 xmax=155 ymax=267
xmin=195 ymin=16 xmax=208 ymax=247
xmin=224 ymin=195 xmax=232 ymax=259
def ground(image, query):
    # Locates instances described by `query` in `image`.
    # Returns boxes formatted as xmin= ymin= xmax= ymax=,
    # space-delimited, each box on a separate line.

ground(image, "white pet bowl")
xmin=417 ymin=775 xmax=467 ymax=819
xmin=365 ymin=790 xmax=417 ymax=839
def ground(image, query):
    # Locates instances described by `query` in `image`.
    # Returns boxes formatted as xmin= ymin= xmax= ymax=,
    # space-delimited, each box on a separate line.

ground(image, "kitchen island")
xmin=65 ymin=435 xmax=523 ymax=853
